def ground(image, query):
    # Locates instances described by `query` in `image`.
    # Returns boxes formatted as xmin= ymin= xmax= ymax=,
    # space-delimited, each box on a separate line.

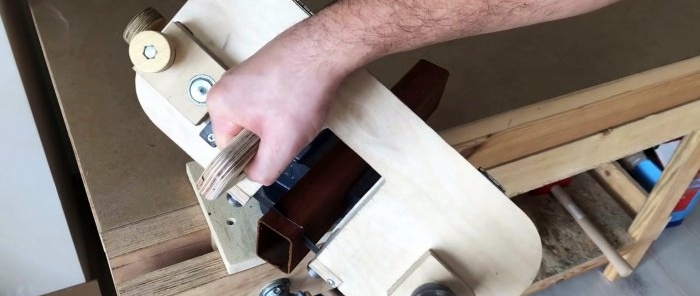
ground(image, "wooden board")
xmin=440 ymin=56 xmax=700 ymax=157
xmin=604 ymin=131 xmax=700 ymax=280
xmin=592 ymin=162 xmax=648 ymax=216
xmin=103 ymin=204 xmax=212 ymax=284
xmin=28 ymin=0 xmax=192 ymax=232
xmin=388 ymin=250 xmax=474 ymax=296
xmin=133 ymin=1 xmax=541 ymax=295
xmin=490 ymin=99 xmax=700 ymax=197
xmin=118 ymin=252 xmax=328 ymax=296
xmin=185 ymin=162 xmax=264 ymax=274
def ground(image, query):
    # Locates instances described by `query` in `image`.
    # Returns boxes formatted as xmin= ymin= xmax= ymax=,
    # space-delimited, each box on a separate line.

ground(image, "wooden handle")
xmin=196 ymin=129 xmax=259 ymax=200
xmin=551 ymin=185 xmax=634 ymax=277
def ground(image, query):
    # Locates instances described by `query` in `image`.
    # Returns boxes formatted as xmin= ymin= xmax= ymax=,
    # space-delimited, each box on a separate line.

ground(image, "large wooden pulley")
xmin=124 ymin=7 xmax=174 ymax=73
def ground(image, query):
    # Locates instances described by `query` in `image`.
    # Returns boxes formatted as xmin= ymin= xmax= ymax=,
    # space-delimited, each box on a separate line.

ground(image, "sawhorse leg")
xmin=604 ymin=131 xmax=700 ymax=280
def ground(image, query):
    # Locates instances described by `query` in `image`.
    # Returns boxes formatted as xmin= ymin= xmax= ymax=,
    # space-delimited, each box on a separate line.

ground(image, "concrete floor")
xmin=536 ymin=208 xmax=700 ymax=296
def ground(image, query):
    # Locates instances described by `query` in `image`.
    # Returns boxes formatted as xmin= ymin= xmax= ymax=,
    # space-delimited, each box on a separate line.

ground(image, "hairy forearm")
xmin=282 ymin=0 xmax=619 ymax=76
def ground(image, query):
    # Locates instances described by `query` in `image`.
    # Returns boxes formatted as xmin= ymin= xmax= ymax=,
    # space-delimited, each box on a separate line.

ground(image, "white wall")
xmin=0 ymin=17 xmax=85 ymax=296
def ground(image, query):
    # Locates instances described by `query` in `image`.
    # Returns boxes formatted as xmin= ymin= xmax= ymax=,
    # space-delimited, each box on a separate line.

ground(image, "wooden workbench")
xmin=29 ymin=0 xmax=700 ymax=294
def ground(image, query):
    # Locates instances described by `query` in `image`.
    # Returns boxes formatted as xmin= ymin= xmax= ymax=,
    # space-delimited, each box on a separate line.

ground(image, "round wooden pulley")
xmin=123 ymin=7 xmax=166 ymax=44
xmin=128 ymin=30 xmax=175 ymax=73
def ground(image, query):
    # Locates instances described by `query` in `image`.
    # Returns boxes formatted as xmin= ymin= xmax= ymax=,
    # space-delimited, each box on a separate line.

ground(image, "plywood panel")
xmin=135 ymin=1 xmax=541 ymax=295
xmin=29 ymin=0 xmax=191 ymax=232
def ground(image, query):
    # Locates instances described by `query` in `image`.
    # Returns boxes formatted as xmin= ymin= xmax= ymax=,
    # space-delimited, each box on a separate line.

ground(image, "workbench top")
xmin=30 ymin=0 xmax=190 ymax=232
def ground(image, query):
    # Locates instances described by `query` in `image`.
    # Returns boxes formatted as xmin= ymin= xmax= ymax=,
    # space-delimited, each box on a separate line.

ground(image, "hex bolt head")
xmin=143 ymin=45 xmax=158 ymax=60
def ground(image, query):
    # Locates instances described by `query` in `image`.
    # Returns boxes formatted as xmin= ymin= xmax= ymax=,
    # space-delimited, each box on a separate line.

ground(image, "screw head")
xmin=143 ymin=45 xmax=158 ymax=60
xmin=326 ymin=279 xmax=336 ymax=287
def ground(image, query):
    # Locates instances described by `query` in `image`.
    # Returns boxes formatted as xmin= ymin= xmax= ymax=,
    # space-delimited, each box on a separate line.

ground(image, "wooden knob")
xmin=197 ymin=129 xmax=260 ymax=201
xmin=123 ymin=7 xmax=166 ymax=44
xmin=128 ymin=30 xmax=175 ymax=73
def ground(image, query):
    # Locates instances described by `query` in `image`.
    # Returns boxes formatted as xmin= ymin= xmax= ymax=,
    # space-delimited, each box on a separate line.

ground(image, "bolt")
xmin=326 ymin=279 xmax=336 ymax=287
xmin=143 ymin=45 xmax=158 ymax=60
xmin=307 ymin=265 xmax=320 ymax=279
xmin=226 ymin=194 xmax=243 ymax=207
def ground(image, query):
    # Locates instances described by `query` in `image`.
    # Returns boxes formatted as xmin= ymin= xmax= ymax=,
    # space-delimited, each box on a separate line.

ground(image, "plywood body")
xmin=134 ymin=0 xmax=541 ymax=295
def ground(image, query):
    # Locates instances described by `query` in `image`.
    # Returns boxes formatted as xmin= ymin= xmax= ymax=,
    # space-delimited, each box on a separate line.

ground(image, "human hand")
xmin=206 ymin=26 xmax=349 ymax=185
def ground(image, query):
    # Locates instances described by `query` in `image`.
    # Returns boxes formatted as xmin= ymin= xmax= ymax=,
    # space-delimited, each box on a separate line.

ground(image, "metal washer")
xmin=187 ymin=74 xmax=215 ymax=105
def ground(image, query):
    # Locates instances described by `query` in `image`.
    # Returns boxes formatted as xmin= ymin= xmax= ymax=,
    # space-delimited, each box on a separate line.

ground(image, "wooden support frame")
xmin=603 ymin=131 xmax=700 ymax=280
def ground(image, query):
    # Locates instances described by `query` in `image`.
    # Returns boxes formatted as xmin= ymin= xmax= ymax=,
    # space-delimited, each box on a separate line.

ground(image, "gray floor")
xmin=535 ymin=208 xmax=700 ymax=296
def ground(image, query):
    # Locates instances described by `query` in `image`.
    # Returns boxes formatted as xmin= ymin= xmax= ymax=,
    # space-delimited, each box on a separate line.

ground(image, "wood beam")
xmin=591 ymin=162 xmax=648 ymax=216
xmin=101 ymin=205 xmax=211 ymax=284
xmin=488 ymin=99 xmax=700 ymax=197
xmin=440 ymin=57 xmax=700 ymax=163
xmin=468 ymin=71 xmax=700 ymax=169
xmin=118 ymin=252 xmax=328 ymax=296
xmin=603 ymin=131 xmax=700 ymax=280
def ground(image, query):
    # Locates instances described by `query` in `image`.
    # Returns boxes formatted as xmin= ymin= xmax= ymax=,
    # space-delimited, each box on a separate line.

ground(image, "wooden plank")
xmin=604 ymin=131 xmax=700 ymax=280
xmin=591 ymin=162 xmax=648 ymax=215
xmin=135 ymin=1 xmax=542 ymax=295
xmin=118 ymin=252 xmax=227 ymax=296
xmin=467 ymin=70 xmax=700 ymax=169
xmin=102 ymin=205 xmax=206 ymax=258
xmin=102 ymin=204 xmax=212 ymax=284
xmin=110 ymin=228 xmax=211 ymax=284
xmin=305 ymin=69 xmax=540 ymax=295
xmin=118 ymin=252 xmax=328 ymax=296
xmin=439 ymin=56 xmax=700 ymax=157
xmin=175 ymin=255 xmax=328 ymax=296
xmin=629 ymin=131 xmax=700 ymax=240
xmin=388 ymin=250 xmax=474 ymax=296
xmin=489 ymin=99 xmax=700 ymax=197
